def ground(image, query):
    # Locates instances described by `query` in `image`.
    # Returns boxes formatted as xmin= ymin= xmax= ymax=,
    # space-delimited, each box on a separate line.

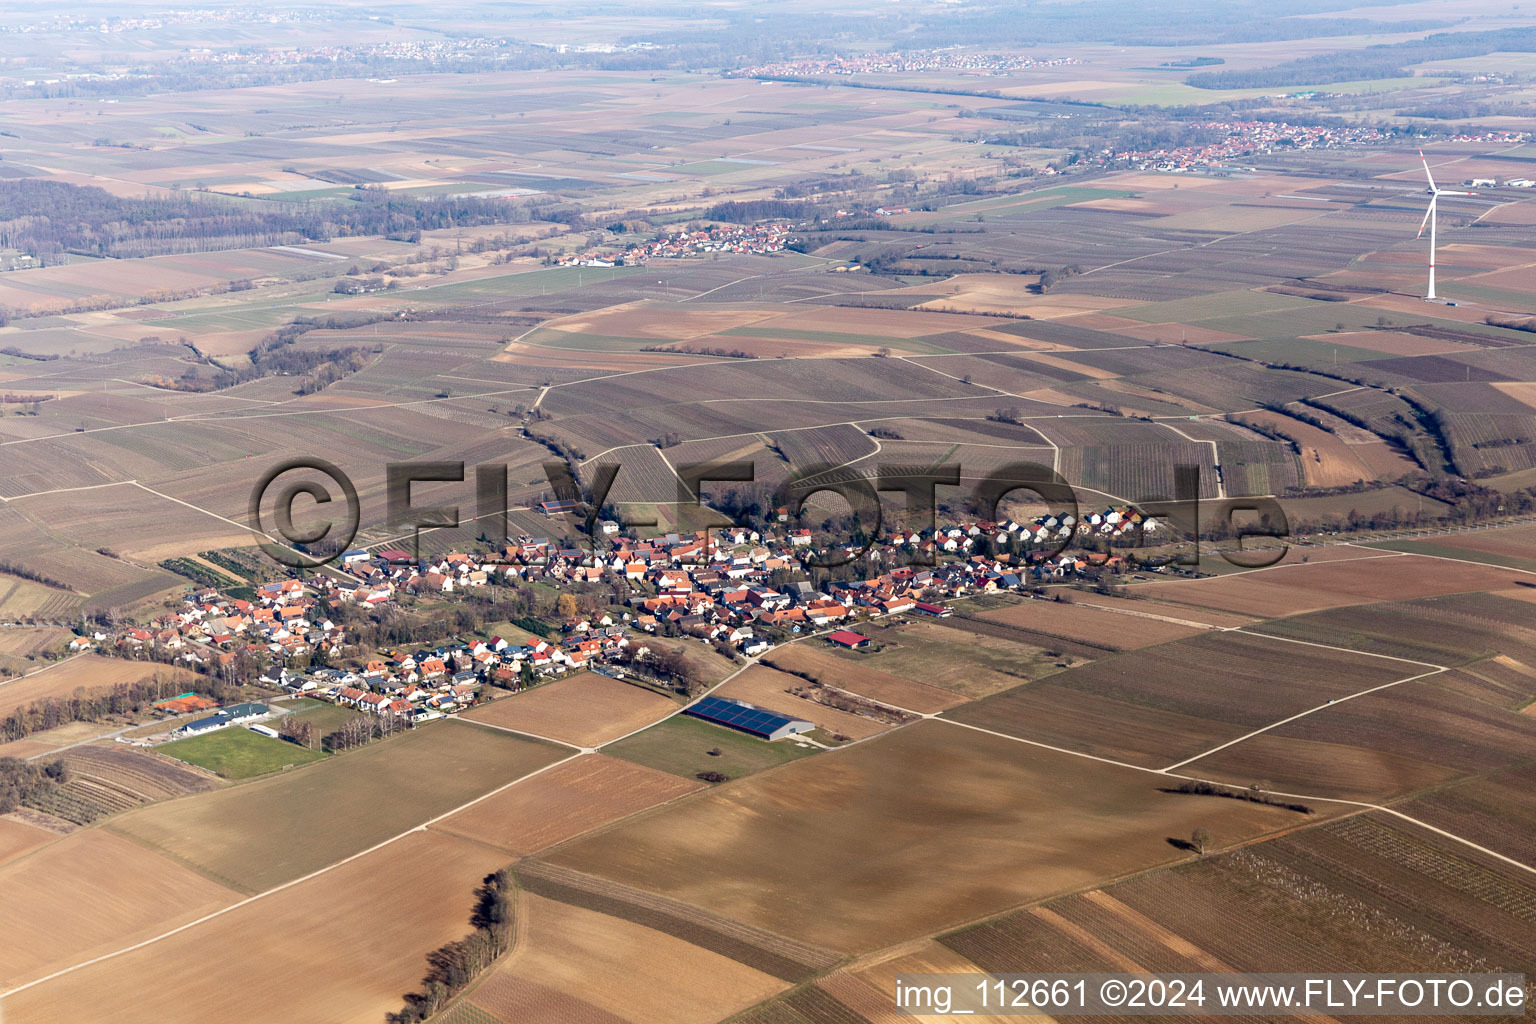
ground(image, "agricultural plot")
xmin=0 ymin=656 xmax=196 ymax=718
xmin=1399 ymin=762 xmax=1536 ymax=868
xmin=544 ymin=357 xmax=981 ymax=419
xmin=1139 ymin=553 xmax=1518 ymax=619
xmin=30 ymin=745 xmax=221 ymax=824
xmin=943 ymin=631 xmax=1410 ymax=770
xmin=1185 ymin=669 xmax=1536 ymax=802
xmin=106 ymin=720 xmax=565 ymax=892
xmin=868 ymin=415 xmax=1061 ymax=446
xmin=908 ymin=353 xmax=1084 ymax=394
xmin=1247 ymin=591 xmax=1536 ymax=666
xmin=769 ymin=424 xmax=879 ymax=475
xmin=1367 ymin=522 xmax=1536 ymax=573
xmin=831 ymin=939 xmax=1033 ymax=1024
xmin=1055 ymin=439 xmax=1219 ymax=502
xmin=0 ymin=817 xmax=53 ymax=870
xmin=514 ymin=859 xmax=845 ymax=982
xmin=433 ymin=754 xmax=702 ymax=856
xmin=603 ymin=713 xmax=818 ymax=783
xmin=1279 ymin=484 xmax=1450 ymax=526
xmin=867 ymin=441 xmax=1060 ymax=488
xmin=1232 ymin=409 xmax=1376 ymax=489
xmin=0 ymin=574 xmax=82 ymax=620
xmin=583 ymin=444 xmax=684 ymax=504
xmin=978 ymin=597 xmax=1209 ymax=649
xmin=0 ymin=509 xmax=172 ymax=604
xmin=464 ymin=674 xmax=677 ymax=748
xmin=462 ymin=893 xmax=788 ymax=1024
xmin=845 ymin=619 xmax=1059 ymax=698
xmin=3 ymin=830 xmax=510 ymax=1024
xmin=0 ymin=625 xmax=71 ymax=674
xmin=729 ymin=983 xmax=880 ymax=1024
xmin=0 ymin=828 xmax=240 ymax=989
xmin=662 ymin=435 xmax=790 ymax=489
xmin=542 ymin=720 xmax=1309 ymax=953
xmin=761 ymin=645 xmax=967 ymax=714
xmin=944 ymin=815 xmax=1536 ymax=983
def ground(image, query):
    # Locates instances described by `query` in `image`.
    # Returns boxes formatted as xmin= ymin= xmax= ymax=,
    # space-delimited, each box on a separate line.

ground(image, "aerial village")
xmin=85 ymin=504 xmax=1161 ymax=742
xmin=1096 ymin=120 xmax=1532 ymax=172
xmin=731 ymin=50 xmax=1084 ymax=78
xmin=555 ymin=222 xmax=793 ymax=268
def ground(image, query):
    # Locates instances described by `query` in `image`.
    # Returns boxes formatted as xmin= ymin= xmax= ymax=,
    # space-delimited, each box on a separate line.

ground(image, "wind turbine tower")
xmin=1417 ymin=150 xmax=1474 ymax=301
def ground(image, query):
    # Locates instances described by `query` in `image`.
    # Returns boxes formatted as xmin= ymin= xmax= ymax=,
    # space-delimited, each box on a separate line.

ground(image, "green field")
xmin=522 ymin=327 xmax=661 ymax=351
xmin=1084 ymin=75 xmax=1446 ymax=106
xmin=159 ymin=726 xmax=326 ymax=779
xmin=282 ymin=698 xmax=367 ymax=735
xmin=603 ymin=713 xmax=817 ymax=782
xmin=108 ymin=720 xmax=566 ymax=892
xmin=1207 ymin=337 xmax=1392 ymax=364
xmin=1118 ymin=288 xmax=1316 ymax=325
xmin=406 ymin=265 xmax=638 ymax=303
xmin=899 ymin=186 xmax=1133 ymax=226
xmin=717 ymin=326 xmax=956 ymax=354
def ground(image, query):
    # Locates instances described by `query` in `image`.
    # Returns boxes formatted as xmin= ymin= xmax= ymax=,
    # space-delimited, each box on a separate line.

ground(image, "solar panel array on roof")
xmin=685 ymin=696 xmax=809 ymax=739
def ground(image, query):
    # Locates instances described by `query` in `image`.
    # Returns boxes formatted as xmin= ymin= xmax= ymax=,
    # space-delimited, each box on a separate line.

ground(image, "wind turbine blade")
xmin=1439 ymin=189 xmax=1472 ymax=196
xmin=1420 ymin=150 xmax=1437 ymax=191
xmin=1417 ymin=198 xmax=1434 ymax=238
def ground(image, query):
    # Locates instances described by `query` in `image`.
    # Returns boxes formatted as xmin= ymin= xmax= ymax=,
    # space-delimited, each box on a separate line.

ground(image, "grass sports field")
xmin=158 ymin=726 xmax=326 ymax=779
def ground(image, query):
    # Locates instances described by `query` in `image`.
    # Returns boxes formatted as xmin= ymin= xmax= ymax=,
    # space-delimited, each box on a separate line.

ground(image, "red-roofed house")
xmin=826 ymin=629 xmax=872 ymax=650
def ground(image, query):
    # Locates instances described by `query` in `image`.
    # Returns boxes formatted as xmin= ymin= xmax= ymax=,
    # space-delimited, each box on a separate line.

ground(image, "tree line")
xmin=166 ymin=314 xmax=388 ymax=394
xmin=0 ymin=757 xmax=69 ymax=814
xmin=386 ymin=868 xmax=514 ymax=1023
xmin=0 ymin=179 xmax=535 ymax=264
xmin=0 ymin=671 xmax=244 ymax=743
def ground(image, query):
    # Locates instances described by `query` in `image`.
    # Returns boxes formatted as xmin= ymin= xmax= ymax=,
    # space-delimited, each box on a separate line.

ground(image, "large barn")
xmin=685 ymin=696 xmax=814 ymax=741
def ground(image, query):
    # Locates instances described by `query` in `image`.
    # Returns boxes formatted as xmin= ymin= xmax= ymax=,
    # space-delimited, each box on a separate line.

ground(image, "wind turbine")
xmin=1417 ymin=150 xmax=1474 ymax=301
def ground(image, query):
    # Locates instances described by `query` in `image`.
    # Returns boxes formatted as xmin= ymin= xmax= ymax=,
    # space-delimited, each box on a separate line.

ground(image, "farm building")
xmin=684 ymin=696 xmax=814 ymax=741
xmin=221 ymin=702 xmax=271 ymax=723
xmin=826 ymin=629 xmax=873 ymax=650
xmin=539 ymin=499 xmax=580 ymax=515
xmin=914 ymin=602 xmax=954 ymax=617
xmin=178 ymin=713 xmax=231 ymax=736
xmin=176 ymin=702 xmax=270 ymax=736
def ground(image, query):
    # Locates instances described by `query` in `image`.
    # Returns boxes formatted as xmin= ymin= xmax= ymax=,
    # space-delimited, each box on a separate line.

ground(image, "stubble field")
xmin=2 ymin=830 xmax=512 ymax=1024
xmin=463 ymin=674 xmax=678 ymax=747
xmin=542 ymin=720 xmax=1313 ymax=953
xmin=105 ymin=720 xmax=565 ymax=891
xmin=432 ymin=753 xmax=703 ymax=855
xmin=461 ymin=893 xmax=788 ymax=1024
